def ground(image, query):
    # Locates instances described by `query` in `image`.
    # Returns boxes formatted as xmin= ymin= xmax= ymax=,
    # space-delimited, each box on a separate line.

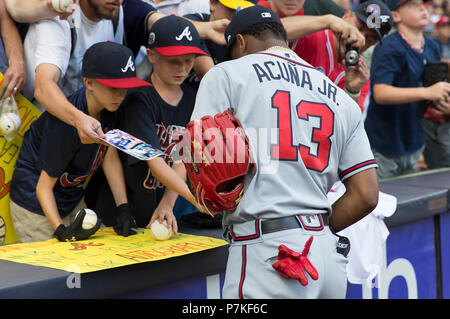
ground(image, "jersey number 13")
xmin=271 ymin=90 xmax=334 ymax=172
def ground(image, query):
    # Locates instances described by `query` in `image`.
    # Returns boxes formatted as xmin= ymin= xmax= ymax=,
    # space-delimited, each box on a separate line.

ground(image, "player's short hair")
xmin=240 ymin=21 xmax=287 ymax=42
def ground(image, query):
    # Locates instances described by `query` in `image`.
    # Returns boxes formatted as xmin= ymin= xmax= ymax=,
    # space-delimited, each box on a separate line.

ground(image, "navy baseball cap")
xmin=147 ymin=15 xmax=207 ymax=56
xmin=82 ymin=41 xmax=151 ymax=88
xmin=223 ymin=6 xmax=282 ymax=61
xmin=386 ymin=0 xmax=410 ymax=10
xmin=354 ymin=0 xmax=393 ymax=42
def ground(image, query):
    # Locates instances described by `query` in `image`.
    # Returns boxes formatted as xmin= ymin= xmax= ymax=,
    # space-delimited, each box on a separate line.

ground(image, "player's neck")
xmin=150 ymin=73 xmax=183 ymax=107
xmin=259 ymin=39 xmax=289 ymax=53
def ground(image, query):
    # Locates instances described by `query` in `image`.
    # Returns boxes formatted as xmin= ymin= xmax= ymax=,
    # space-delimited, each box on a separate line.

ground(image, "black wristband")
xmin=117 ymin=203 xmax=130 ymax=214
xmin=54 ymin=224 xmax=66 ymax=237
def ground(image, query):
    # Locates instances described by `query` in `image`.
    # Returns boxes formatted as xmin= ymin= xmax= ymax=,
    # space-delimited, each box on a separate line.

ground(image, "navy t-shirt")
xmin=10 ymin=87 xmax=118 ymax=217
xmin=364 ymin=32 xmax=441 ymax=157
xmin=122 ymin=0 xmax=156 ymax=57
xmin=95 ymin=82 xmax=196 ymax=227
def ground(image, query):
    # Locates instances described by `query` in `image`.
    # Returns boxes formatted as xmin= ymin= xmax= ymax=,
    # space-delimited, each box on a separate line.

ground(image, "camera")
xmin=345 ymin=44 xmax=359 ymax=67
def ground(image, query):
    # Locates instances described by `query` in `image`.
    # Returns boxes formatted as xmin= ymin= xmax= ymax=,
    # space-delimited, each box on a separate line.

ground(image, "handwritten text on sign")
xmin=0 ymin=227 xmax=228 ymax=273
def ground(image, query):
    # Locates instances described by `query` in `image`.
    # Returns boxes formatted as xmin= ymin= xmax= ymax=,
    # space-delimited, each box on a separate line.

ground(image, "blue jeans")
xmin=372 ymin=147 xmax=424 ymax=179
xmin=422 ymin=118 xmax=450 ymax=169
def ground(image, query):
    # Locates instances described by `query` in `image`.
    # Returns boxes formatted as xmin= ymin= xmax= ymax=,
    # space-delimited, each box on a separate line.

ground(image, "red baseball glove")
xmin=177 ymin=110 xmax=254 ymax=216
xmin=272 ymin=236 xmax=319 ymax=286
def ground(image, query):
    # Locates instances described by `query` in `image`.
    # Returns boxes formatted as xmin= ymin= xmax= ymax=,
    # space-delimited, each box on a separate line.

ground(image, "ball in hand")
xmin=150 ymin=220 xmax=172 ymax=241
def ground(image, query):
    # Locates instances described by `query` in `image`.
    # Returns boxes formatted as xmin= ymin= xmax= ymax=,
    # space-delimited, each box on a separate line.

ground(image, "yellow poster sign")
xmin=0 ymin=73 xmax=42 ymax=245
xmin=0 ymin=227 xmax=228 ymax=273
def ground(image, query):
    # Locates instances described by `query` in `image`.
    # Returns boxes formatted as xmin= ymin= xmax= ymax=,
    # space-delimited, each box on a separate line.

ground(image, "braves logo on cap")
xmin=148 ymin=32 xmax=156 ymax=45
xmin=121 ymin=56 xmax=135 ymax=73
xmin=176 ymin=26 xmax=193 ymax=41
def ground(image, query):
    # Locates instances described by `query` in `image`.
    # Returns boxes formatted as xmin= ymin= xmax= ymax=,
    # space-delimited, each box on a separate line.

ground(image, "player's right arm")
xmin=34 ymin=63 xmax=105 ymax=144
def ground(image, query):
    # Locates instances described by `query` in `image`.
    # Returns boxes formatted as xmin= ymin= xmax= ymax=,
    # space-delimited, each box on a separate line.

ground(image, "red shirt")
xmin=291 ymin=29 xmax=369 ymax=111
xmin=257 ymin=0 xmax=304 ymax=17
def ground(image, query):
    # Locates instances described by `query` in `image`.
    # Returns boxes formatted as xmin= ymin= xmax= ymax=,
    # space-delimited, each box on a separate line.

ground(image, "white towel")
xmin=327 ymin=181 xmax=397 ymax=286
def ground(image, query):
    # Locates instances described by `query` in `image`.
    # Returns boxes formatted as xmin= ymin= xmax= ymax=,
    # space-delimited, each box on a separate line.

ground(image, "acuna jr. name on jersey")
xmin=252 ymin=59 xmax=338 ymax=104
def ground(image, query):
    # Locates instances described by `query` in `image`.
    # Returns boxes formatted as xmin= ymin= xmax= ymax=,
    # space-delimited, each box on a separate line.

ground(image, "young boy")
xmin=95 ymin=15 xmax=207 ymax=234
xmin=9 ymin=41 xmax=152 ymax=242
xmin=364 ymin=0 xmax=450 ymax=178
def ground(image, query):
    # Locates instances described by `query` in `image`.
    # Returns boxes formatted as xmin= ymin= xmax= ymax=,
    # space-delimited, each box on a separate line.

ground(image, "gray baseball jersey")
xmin=191 ymin=48 xmax=377 ymax=227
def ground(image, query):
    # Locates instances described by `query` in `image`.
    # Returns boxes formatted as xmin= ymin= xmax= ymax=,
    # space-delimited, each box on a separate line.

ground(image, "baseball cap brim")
xmin=219 ymin=0 xmax=255 ymax=10
xmin=154 ymin=46 xmax=208 ymax=57
xmin=95 ymin=77 xmax=152 ymax=89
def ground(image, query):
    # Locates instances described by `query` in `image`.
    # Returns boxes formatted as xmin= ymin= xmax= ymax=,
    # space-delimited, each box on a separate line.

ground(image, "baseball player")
xmin=9 ymin=42 xmax=151 ymax=243
xmin=190 ymin=6 xmax=379 ymax=298
xmin=94 ymin=16 xmax=207 ymax=234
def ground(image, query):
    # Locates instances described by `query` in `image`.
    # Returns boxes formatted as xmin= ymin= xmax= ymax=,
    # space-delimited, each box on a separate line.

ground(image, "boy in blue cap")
xmin=365 ymin=0 xmax=450 ymax=178
xmin=9 ymin=41 xmax=151 ymax=243
xmin=95 ymin=15 xmax=207 ymax=234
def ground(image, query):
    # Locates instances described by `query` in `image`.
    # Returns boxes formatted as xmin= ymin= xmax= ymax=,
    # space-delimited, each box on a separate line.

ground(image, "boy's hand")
xmin=74 ymin=111 xmax=108 ymax=145
xmin=344 ymin=56 xmax=369 ymax=93
xmin=425 ymin=81 xmax=450 ymax=101
xmin=113 ymin=203 xmax=137 ymax=237
xmin=147 ymin=203 xmax=178 ymax=235
xmin=54 ymin=210 xmax=101 ymax=242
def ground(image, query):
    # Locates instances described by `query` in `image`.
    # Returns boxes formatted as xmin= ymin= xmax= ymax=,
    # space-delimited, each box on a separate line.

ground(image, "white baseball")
xmin=52 ymin=0 xmax=76 ymax=13
xmin=0 ymin=113 xmax=21 ymax=136
xmin=150 ymin=220 xmax=172 ymax=241
xmin=76 ymin=208 xmax=98 ymax=230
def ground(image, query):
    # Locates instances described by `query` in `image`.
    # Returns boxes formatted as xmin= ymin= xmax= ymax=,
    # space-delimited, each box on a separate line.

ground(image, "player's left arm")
xmin=331 ymin=93 xmax=379 ymax=231
xmin=282 ymin=14 xmax=365 ymax=48
xmin=329 ymin=167 xmax=379 ymax=232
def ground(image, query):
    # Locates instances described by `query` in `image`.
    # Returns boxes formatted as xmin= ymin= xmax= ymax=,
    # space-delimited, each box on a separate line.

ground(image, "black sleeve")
xmin=38 ymin=117 xmax=80 ymax=178
xmin=123 ymin=0 xmax=156 ymax=56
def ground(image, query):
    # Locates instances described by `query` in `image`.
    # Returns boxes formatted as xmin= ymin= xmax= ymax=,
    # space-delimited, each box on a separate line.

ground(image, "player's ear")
xmin=235 ymin=34 xmax=247 ymax=52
